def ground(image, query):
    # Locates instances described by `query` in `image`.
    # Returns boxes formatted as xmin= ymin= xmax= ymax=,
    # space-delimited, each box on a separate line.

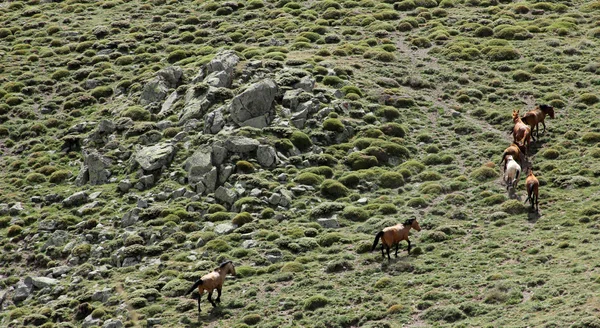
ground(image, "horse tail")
xmin=524 ymin=183 xmax=534 ymax=204
xmin=372 ymin=231 xmax=384 ymax=252
xmin=186 ymin=279 xmax=203 ymax=295
xmin=499 ymin=151 xmax=507 ymax=164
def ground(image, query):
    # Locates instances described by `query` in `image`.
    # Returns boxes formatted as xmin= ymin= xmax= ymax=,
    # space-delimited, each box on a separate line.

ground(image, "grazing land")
xmin=1 ymin=0 xmax=600 ymax=327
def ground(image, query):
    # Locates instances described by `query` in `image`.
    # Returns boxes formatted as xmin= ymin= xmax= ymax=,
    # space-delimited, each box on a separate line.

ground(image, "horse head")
xmin=512 ymin=110 xmax=520 ymax=122
xmin=541 ymin=104 xmax=555 ymax=119
xmin=404 ymin=218 xmax=421 ymax=231
xmin=220 ymin=260 xmax=236 ymax=276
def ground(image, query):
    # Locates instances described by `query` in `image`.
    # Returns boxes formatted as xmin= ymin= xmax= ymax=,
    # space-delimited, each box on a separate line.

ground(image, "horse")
xmin=511 ymin=110 xmax=532 ymax=154
xmin=499 ymin=143 xmax=526 ymax=172
xmin=504 ymin=155 xmax=521 ymax=191
xmin=524 ymin=169 xmax=539 ymax=213
xmin=521 ymin=104 xmax=555 ymax=141
xmin=371 ymin=218 xmax=421 ymax=260
xmin=185 ymin=260 xmax=236 ymax=313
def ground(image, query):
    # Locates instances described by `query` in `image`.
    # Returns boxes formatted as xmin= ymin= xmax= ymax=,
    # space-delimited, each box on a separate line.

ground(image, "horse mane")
xmin=219 ymin=260 xmax=233 ymax=268
xmin=403 ymin=218 xmax=415 ymax=226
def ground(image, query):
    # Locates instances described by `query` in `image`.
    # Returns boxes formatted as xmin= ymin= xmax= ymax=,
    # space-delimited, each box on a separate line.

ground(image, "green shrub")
xmin=582 ymin=132 xmax=600 ymax=144
xmin=242 ymin=314 xmax=261 ymax=325
xmin=204 ymin=239 xmax=231 ymax=252
xmin=304 ymin=295 xmax=329 ymax=310
xmin=91 ymin=86 xmax=113 ymax=99
xmin=208 ymin=212 xmax=232 ymax=222
xmin=579 ymin=93 xmax=600 ymax=105
xmin=7 ymin=225 xmax=23 ymax=237
xmin=208 ymin=204 xmax=227 ymax=213
xmin=280 ymin=262 xmax=305 ymax=273
xmin=26 ymin=173 xmax=46 ymax=184
xmin=236 ymin=160 xmax=255 ymax=173
xmin=500 ymin=199 xmax=528 ymax=215
xmin=232 ymin=212 xmax=253 ymax=226
xmin=471 ymin=166 xmax=498 ymax=181
xmin=295 ymin=172 xmax=324 ymax=185
xmin=320 ymin=179 xmax=349 ymax=199
xmin=379 ymin=172 xmax=405 ymax=188
xmin=91 ymin=308 xmax=105 ymax=319
xmin=323 ymin=118 xmax=344 ymax=132
xmin=339 ymin=173 xmax=360 ymax=188
xmin=407 ymin=197 xmax=428 ymax=208
xmin=347 ymin=152 xmax=378 ymax=170
xmin=342 ymin=206 xmax=369 ymax=222
xmin=512 ymin=70 xmax=532 ymax=82
xmin=51 ymin=69 xmax=70 ymax=80
xmin=340 ymin=85 xmax=362 ymax=97
xmin=394 ymin=0 xmax=416 ymax=11
xmin=167 ymin=50 xmax=188 ymax=63
xmin=380 ymin=123 xmax=407 ymax=137
xmin=422 ymin=306 xmax=466 ymax=323
xmin=485 ymin=47 xmax=520 ymax=61
xmin=122 ymin=106 xmax=151 ymax=121
xmin=290 ymin=131 xmax=312 ymax=151
xmin=322 ymin=76 xmax=343 ymax=86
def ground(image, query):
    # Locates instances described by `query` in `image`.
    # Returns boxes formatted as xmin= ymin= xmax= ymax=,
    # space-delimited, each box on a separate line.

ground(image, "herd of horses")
xmin=184 ymin=105 xmax=556 ymax=312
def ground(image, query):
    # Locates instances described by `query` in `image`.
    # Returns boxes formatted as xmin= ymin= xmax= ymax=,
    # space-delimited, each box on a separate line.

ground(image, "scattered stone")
xmin=139 ymin=78 xmax=169 ymax=106
xmin=118 ymin=180 xmax=132 ymax=193
xmin=241 ymin=240 xmax=258 ymax=249
xmin=102 ymin=319 xmax=124 ymax=328
xmin=185 ymin=145 xmax=213 ymax=184
xmin=157 ymin=66 xmax=183 ymax=88
xmin=133 ymin=143 xmax=176 ymax=172
xmin=215 ymin=186 xmax=238 ymax=205
xmin=31 ymin=196 xmax=43 ymax=203
xmin=82 ymin=314 xmax=101 ymax=328
xmin=77 ymin=201 xmax=100 ymax=216
xmin=9 ymin=202 xmax=24 ymax=215
xmin=13 ymin=281 xmax=33 ymax=302
xmin=211 ymin=144 xmax=228 ymax=166
xmin=257 ymin=145 xmax=277 ymax=167
xmin=269 ymin=193 xmax=281 ymax=205
xmin=122 ymin=208 xmax=141 ymax=228
xmin=214 ymin=223 xmax=236 ymax=235
xmin=317 ymin=217 xmax=340 ymax=229
xmin=357 ymin=198 xmax=369 ymax=205
xmin=25 ymin=276 xmax=59 ymax=289
xmin=203 ymin=108 xmax=226 ymax=134
xmin=229 ymin=79 xmax=278 ymax=128
xmin=63 ymin=191 xmax=88 ymax=207
xmin=41 ymin=230 xmax=70 ymax=251
xmin=92 ymin=288 xmax=113 ymax=303
xmin=193 ymin=50 xmax=239 ymax=85
xmin=224 ymin=136 xmax=260 ymax=153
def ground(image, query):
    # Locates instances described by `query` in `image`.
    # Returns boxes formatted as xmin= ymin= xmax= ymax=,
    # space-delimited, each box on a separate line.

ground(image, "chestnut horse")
xmin=521 ymin=104 xmax=555 ymax=141
xmin=371 ymin=218 xmax=421 ymax=260
xmin=511 ymin=110 xmax=532 ymax=154
xmin=499 ymin=143 xmax=526 ymax=172
xmin=524 ymin=170 xmax=539 ymax=213
xmin=504 ymin=155 xmax=521 ymax=191
xmin=185 ymin=261 xmax=236 ymax=313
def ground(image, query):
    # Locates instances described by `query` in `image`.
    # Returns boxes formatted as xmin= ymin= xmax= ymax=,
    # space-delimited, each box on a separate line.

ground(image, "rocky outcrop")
xmin=229 ymin=79 xmax=278 ymax=128
xmin=193 ymin=50 xmax=239 ymax=87
xmin=140 ymin=66 xmax=183 ymax=106
xmin=132 ymin=143 xmax=176 ymax=172
xmin=224 ymin=136 xmax=260 ymax=153
xmin=76 ymin=149 xmax=112 ymax=186
xmin=185 ymin=145 xmax=214 ymax=184
xmin=257 ymin=145 xmax=277 ymax=167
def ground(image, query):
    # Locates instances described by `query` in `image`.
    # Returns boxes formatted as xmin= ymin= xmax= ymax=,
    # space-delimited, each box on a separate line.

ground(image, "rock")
xmin=0 ymin=204 xmax=8 ymax=215
xmin=147 ymin=318 xmax=162 ymax=326
xmin=229 ymin=79 xmax=278 ymax=128
xmin=133 ymin=143 xmax=176 ymax=171
xmin=158 ymin=91 xmax=178 ymax=117
xmin=45 ymin=194 xmax=63 ymax=205
xmin=122 ymin=208 xmax=141 ymax=228
xmin=203 ymin=108 xmax=225 ymax=134
xmin=25 ymin=276 xmax=59 ymax=289
xmin=211 ymin=144 xmax=228 ymax=166
xmin=157 ymin=66 xmax=183 ymax=88
xmin=78 ymin=149 xmax=112 ymax=186
xmin=266 ymin=254 xmax=283 ymax=263
xmin=215 ymin=186 xmax=238 ymax=205
xmin=219 ymin=165 xmax=234 ymax=184
xmin=257 ymin=145 xmax=277 ymax=167
xmin=83 ymin=314 xmax=101 ymax=328
xmin=194 ymin=50 xmax=239 ymax=84
xmin=92 ymin=288 xmax=113 ymax=303
xmin=279 ymin=189 xmax=293 ymax=207
xmin=118 ymin=180 xmax=132 ymax=193
xmin=136 ymin=175 xmax=154 ymax=190
xmin=203 ymin=167 xmax=218 ymax=193
xmin=41 ymin=230 xmax=70 ymax=251
xmin=250 ymin=188 xmax=262 ymax=197
xmin=77 ymin=201 xmax=100 ymax=216
xmin=282 ymin=89 xmax=304 ymax=111
xmin=13 ymin=282 xmax=33 ymax=302
xmin=156 ymin=120 xmax=173 ymax=130
xmin=357 ymin=198 xmax=369 ymax=205
xmin=317 ymin=217 xmax=340 ymax=229
xmin=103 ymin=319 xmax=124 ymax=328
xmin=51 ymin=266 xmax=71 ymax=278
xmin=171 ymin=187 xmax=187 ymax=199
xmin=269 ymin=193 xmax=281 ymax=205
xmin=139 ymin=77 xmax=169 ymax=106
xmin=293 ymin=76 xmax=315 ymax=92
xmin=9 ymin=202 xmax=24 ymax=215
xmin=224 ymin=136 xmax=260 ymax=153
xmin=242 ymin=240 xmax=258 ymax=249
xmin=277 ymin=173 xmax=287 ymax=181
xmin=205 ymin=71 xmax=231 ymax=88
xmin=63 ymin=191 xmax=88 ymax=207
xmin=185 ymin=145 xmax=213 ymax=184
xmin=122 ymin=257 xmax=139 ymax=267
xmin=178 ymin=86 xmax=214 ymax=125
xmin=214 ymin=223 xmax=236 ymax=235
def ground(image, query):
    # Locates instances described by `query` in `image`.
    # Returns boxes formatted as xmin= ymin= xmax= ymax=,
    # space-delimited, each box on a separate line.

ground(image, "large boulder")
xmin=204 ymin=108 xmax=225 ymax=134
xmin=193 ymin=50 xmax=240 ymax=86
xmin=41 ymin=230 xmax=70 ymax=251
xmin=185 ymin=145 xmax=214 ymax=184
xmin=139 ymin=78 xmax=169 ymax=106
xmin=158 ymin=91 xmax=178 ymax=117
xmin=25 ymin=276 xmax=59 ymax=289
xmin=157 ymin=66 xmax=183 ymax=88
xmin=178 ymin=85 xmax=214 ymax=125
xmin=257 ymin=145 xmax=277 ymax=167
xmin=215 ymin=186 xmax=238 ymax=205
xmin=77 ymin=149 xmax=112 ymax=186
xmin=224 ymin=136 xmax=260 ymax=153
xmin=229 ymin=79 xmax=278 ymax=128
xmin=133 ymin=143 xmax=175 ymax=171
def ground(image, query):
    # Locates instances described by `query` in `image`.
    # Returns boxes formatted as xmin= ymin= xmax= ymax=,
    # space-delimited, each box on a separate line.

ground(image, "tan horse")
xmin=371 ymin=218 xmax=421 ymax=260
xmin=524 ymin=170 xmax=539 ymax=213
xmin=521 ymin=104 xmax=555 ymax=141
xmin=185 ymin=261 xmax=236 ymax=312
xmin=512 ymin=110 xmax=532 ymax=154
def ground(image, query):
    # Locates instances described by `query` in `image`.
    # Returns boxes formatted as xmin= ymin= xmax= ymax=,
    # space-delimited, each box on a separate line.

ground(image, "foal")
xmin=499 ymin=143 xmax=525 ymax=172
xmin=521 ymin=104 xmax=555 ymax=140
xmin=504 ymin=155 xmax=521 ymax=191
xmin=524 ymin=170 xmax=539 ymax=213
xmin=512 ymin=110 xmax=532 ymax=154
xmin=371 ymin=218 xmax=421 ymax=260
xmin=185 ymin=260 xmax=236 ymax=313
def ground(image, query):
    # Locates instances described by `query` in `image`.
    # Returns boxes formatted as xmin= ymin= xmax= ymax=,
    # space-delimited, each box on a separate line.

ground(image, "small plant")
xmin=323 ymin=118 xmax=344 ymax=132
xmin=342 ymin=206 xmax=369 ymax=222
xmin=232 ymin=212 xmax=253 ymax=226
xmin=295 ymin=172 xmax=324 ymax=185
xmin=236 ymin=160 xmax=255 ymax=173
xmin=304 ymin=295 xmax=329 ymax=310
xmin=289 ymin=131 xmax=312 ymax=151
xmin=122 ymin=106 xmax=151 ymax=121
xmin=7 ymin=225 xmax=23 ymax=237
xmin=242 ymin=314 xmax=261 ymax=325
xmin=91 ymin=86 xmax=113 ymax=99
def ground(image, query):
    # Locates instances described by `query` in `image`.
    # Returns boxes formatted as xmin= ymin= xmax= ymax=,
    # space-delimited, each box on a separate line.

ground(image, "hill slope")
xmin=2 ymin=0 xmax=600 ymax=327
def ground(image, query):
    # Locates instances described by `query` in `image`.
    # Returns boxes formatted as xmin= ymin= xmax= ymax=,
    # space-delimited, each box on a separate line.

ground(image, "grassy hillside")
xmin=2 ymin=0 xmax=600 ymax=327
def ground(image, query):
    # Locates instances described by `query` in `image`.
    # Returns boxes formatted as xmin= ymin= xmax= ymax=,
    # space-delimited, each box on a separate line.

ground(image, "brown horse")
xmin=499 ymin=143 xmax=526 ymax=172
xmin=512 ymin=110 xmax=532 ymax=154
xmin=186 ymin=261 xmax=236 ymax=313
xmin=521 ymin=104 xmax=555 ymax=141
xmin=524 ymin=170 xmax=539 ymax=213
xmin=371 ymin=218 xmax=421 ymax=260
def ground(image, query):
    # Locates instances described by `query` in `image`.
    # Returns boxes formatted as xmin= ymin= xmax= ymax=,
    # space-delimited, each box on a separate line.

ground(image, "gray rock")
xmin=219 ymin=165 xmax=234 ymax=184
xmin=293 ymin=76 xmax=315 ymax=92
xmin=25 ymin=276 xmax=59 ymax=289
xmin=205 ymin=71 xmax=231 ymax=88
xmin=9 ymin=202 xmax=24 ymax=215
xmin=158 ymin=90 xmax=178 ymax=117
xmin=203 ymin=167 xmax=218 ymax=193
xmin=0 ymin=203 xmax=8 ymax=215
xmin=224 ymin=136 xmax=260 ymax=153
xmin=38 ymin=219 xmax=57 ymax=231
xmin=122 ymin=257 xmax=139 ymax=267
xmin=269 ymin=193 xmax=281 ymax=205
xmin=242 ymin=240 xmax=257 ymax=249
xmin=214 ymin=223 xmax=236 ymax=235
xmin=137 ymin=175 xmax=154 ymax=190
xmin=178 ymin=86 xmax=214 ymax=125
xmin=203 ymin=108 xmax=225 ymax=134
xmin=122 ymin=208 xmax=141 ymax=228
xmin=77 ymin=201 xmax=100 ymax=216
xmin=118 ymin=180 xmax=132 ymax=193
xmin=215 ymin=186 xmax=238 ymax=205
xmin=317 ymin=217 xmax=340 ymax=229
xmin=52 ymin=266 xmax=71 ymax=278
xmin=13 ymin=281 xmax=33 ymax=302
xmin=139 ymin=77 xmax=169 ymax=106
xmin=277 ymin=173 xmax=287 ymax=181
xmin=147 ymin=318 xmax=162 ymax=326
xmin=266 ymin=254 xmax=283 ymax=263
xmin=211 ymin=144 xmax=228 ymax=166
xmin=41 ymin=230 xmax=70 ymax=251
xmin=171 ymin=187 xmax=187 ymax=199
xmin=279 ymin=189 xmax=293 ymax=207
xmin=92 ymin=288 xmax=113 ymax=303
xmin=194 ymin=50 xmax=239 ymax=84
xmin=133 ymin=143 xmax=175 ymax=171
xmin=156 ymin=120 xmax=173 ymax=130
xmin=282 ymin=89 xmax=304 ymax=111
xmin=186 ymin=145 xmax=214 ymax=184
xmin=137 ymin=198 xmax=148 ymax=208
xmin=157 ymin=66 xmax=183 ymax=88
xmin=83 ymin=314 xmax=101 ymax=328
xmin=257 ymin=145 xmax=277 ymax=167
xmin=229 ymin=79 xmax=278 ymax=128
xmin=103 ymin=319 xmax=124 ymax=328
xmin=357 ymin=198 xmax=369 ymax=205
xmin=63 ymin=191 xmax=88 ymax=207
xmin=250 ymin=188 xmax=262 ymax=197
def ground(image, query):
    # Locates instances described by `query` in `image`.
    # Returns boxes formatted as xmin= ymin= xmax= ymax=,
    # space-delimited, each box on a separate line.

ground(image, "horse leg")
xmin=380 ymin=244 xmax=384 ymax=259
xmin=395 ymin=243 xmax=399 ymax=257
xmin=215 ymin=287 xmax=222 ymax=303
xmin=535 ymin=194 xmax=539 ymax=213
xmin=207 ymin=291 xmax=217 ymax=308
xmin=541 ymin=121 xmax=546 ymax=135
xmin=197 ymin=291 xmax=203 ymax=313
xmin=407 ymin=240 xmax=412 ymax=254
xmin=386 ymin=245 xmax=391 ymax=261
